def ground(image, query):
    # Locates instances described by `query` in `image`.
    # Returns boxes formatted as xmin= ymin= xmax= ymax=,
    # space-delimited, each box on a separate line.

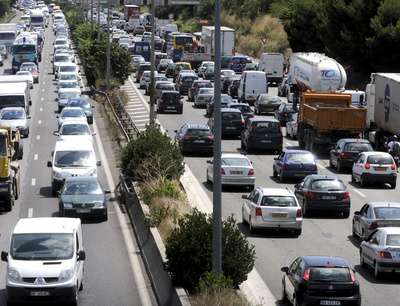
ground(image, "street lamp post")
xmin=212 ymin=0 xmax=222 ymax=274
xmin=149 ymin=0 xmax=156 ymax=125
xmin=106 ymin=0 xmax=111 ymax=90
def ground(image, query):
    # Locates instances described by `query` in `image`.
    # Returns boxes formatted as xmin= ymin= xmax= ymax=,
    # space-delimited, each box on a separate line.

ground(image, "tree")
xmin=165 ymin=210 xmax=255 ymax=292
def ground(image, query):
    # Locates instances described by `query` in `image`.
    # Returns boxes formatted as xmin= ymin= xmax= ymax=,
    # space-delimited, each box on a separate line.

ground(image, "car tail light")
xmin=311 ymin=164 xmax=318 ymax=171
xmin=303 ymin=268 xmax=310 ymax=281
xmin=305 ymin=191 xmax=315 ymax=199
xmin=221 ymin=168 xmax=225 ymax=175
xmin=343 ymin=191 xmax=350 ymax=200
xmin=340 ymin=152 xmax=351 ymax=158
xmin=369 ymin=221 xmax=378 ymax=230
xmin=208 ymin=134 xmax=214 ymax=140
xmin=350 ymin=269 xmax=356 ymax=282
xmin=283 ymin=164 xmax=289 ymax=170
xmin=296 ymin=208 xmax=302 ymax=218
xmin=364 ymin=163 xmax=371 ymax=169
xmin=255 ymin=207 xmax=262 ymax=216
xmin=184 ymin=135 xmax=192 ymax=140
xmin=248 ymin=168 xmax=255 ymax=176
xmin=391 ymin=163 xmax=397 ymax=171
xmin=241 ymin=119 xmax=245 ymax=125
xmin=379 ymin=251 xmax=392 ymax=259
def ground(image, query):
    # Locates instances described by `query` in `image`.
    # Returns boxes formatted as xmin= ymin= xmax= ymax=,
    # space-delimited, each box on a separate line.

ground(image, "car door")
xmin=363 ymin=231 xmax=379 ymax=265
xmin=243 ymin=190 xmax=255 ymax=221
xmin=285 ymin=257 xmax=300 ymax=302
xmin=357 ymin=204 xmax=369 ymax=237
xmin=294 ymin=179 xmax=307 ymax=205
xmin=274 ymin=152 xmax=285 ymax=173
xmin=353 ymin=154 xmax=364 ymax=178
xmin=330 ymin=142 xmax=341 ymax=166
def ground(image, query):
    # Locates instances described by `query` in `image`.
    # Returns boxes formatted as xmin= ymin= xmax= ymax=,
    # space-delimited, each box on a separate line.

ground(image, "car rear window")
xmin=374 ymin=207 xmax=400 ymax=219
xmin=231 ymin=105 xmax=252 ymax=113
xmin=386 ymin=234 xmax=400 ymax=246
xmin=261 ymin=196 xmax=297 ymax=207
xmin=309 ymin=267 xmax=351 ymax=282
xmin=252 ymin=121 xmax=279 ymax=132
xmin=311 ymin=180 xmax=346 ymax=191
xmin=221 ymin=158 xmax=250 ymax=167
xmin=222 ymin=112 xmax=241 ymax=120
xmin=286 ymin=153 xmax=314 ymax=163
xmin=367 ymin=155 xmax=393 ymax=164
xmin=187 ymin=129 xmax=210 ymax=137
xmin=344 ymin=143 xmax=372 ymax=152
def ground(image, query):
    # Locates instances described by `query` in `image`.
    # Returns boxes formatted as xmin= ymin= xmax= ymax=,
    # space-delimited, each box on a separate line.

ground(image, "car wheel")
xmin=352 ymin=222 xmax=358 ymax=238
xmin=360 ymin=251 xmax=366 ymax=268
xmin=293 ymin=228 xmax=302 ymax=236
xmin=273 ymin=168 xmax=277 ymax=178
xmin=360 ymin=175 xmax=366 ymax=187
xmin=242 ymin=208 xmax=247 ymax=225
xmin=342 ymin=210 xmax=350 ymax=218
xmin=240 ymin=139 xmax=245 ymax=150
xmin=337 ymin=160 xmax=343 ymax=173
xmin=351 ymin=173 xmax=356 ymax=183
xmin=206 ymin=170 xmax=211 ymax=184
xmin=247 ymin=185 xmax=254 ymax=191
xmin=248 ymin=216 xmax=255 ymax=234
xmin=280 ymin=281 xmax=288 ymax=302
xmin=329 ymin=158 xmax=333 ymax=169
xmin=390 ymin=181 xmax=396 ymax=189
xmin=302 ymin=201 xmax=308 ymax=217
xmin=374 ymin=261 xmax=381 ymax=280
xmin=279 ymin=171 xmax=285 ymax=183
xmin=4 ymin=198 xmax=13 ymax=212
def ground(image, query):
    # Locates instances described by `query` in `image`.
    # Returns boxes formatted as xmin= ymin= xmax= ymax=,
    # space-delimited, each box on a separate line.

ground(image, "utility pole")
xmin=90 ymin=0 xmax=94 ymax=31
xmin=149 ymin=0 xmax=156 ymax=125
xmin=97 ymin=0 xmax=101 ymax=40
xmin=106 ymin=0 xmax=111 ymax=90
xmin=212 ymin=0 xmax=222 ymax=274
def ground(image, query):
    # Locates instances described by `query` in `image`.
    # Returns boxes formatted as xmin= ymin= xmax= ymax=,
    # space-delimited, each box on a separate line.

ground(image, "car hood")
xmin=9 ymin=259 xmax=75 ymax=279
xmin=0 ymin=119 xmax=27 ymax=128
xmin=61 ymin=193 xmax=104 ymax=203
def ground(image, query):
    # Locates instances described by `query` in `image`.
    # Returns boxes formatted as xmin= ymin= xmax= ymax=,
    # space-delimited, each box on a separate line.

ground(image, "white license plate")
xmin=261 ymin=140 xmax=271 ymax=143
xmin=322 ymin=196 xmax=336 ymax=200
xmin=77 ymin=209 xmax=90 ymax=213
xmin=230 ymin=171 xmax=243 ymax=175
xmin=194 ymin=140 xmax=205 ymax=143
xmin=30 ymin=291 xmax=50 ymax=297
xmin=167 ymin=106 xmax=175 ymax=109
xmin=272 ymin=213 xmax=287 ymax=218
xmin=225 ymin=127 xmax=236 ymax=130
xmin=320 ymin=301 xmax=340 ymax=306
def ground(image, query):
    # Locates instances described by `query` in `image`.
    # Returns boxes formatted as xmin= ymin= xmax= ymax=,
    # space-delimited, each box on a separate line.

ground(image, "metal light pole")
xmin=149 ymin=0 xmax=156 ymax=125
xmin=106 ymin=0 xmax=111 ymax=90
xmin=212 ymin=0 xmax=222 ymax=274
xmin=90 ymin=0 xmax=94 ymax=31
xmin=97 ymin=0 xmax=101 ymax=40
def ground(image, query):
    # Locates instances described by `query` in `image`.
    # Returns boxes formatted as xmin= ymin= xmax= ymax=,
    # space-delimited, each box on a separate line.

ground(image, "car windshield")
xmin=60 ymin=74 xmax=77 ymax=81
xmin=286 ymin=153 xmax=314 ymax=163
xmin=60 ymin=92 xmax=80 ymax=99
xmin=60 ymin=82 xmax=79 ymax=88
xmin=55 ymin=150 xmax=94 ymax=167
xmin=261 ymin=196 xmax=297 ymax=207
xmin=55 ymin=55 xmax=69 ymax=62
xmin=309 ymin=267 xmax=351 ymax=282
xmin=183 ymin=77 xmax=197 ymax=83
xmin=260 ymin=96 xmax=280 ymax=104
xmin=221 ymin=157 xmax=250 ymax=167
xmin=344 ymin=143 xmax=372 ymax=152
xmin=187 ymin=129 xmax=210 ymax=137
xmin=311 ymin=179 xmax=346 ymax=191
xmin=64 ymin=180 xmax=102 ymax=195
xmin=60 ymin=66 xmax=76 ymax=73
xmin=386 ymin=234 xmax=400 ymax=246
xmin=62 ymin=109 xmax=84 ymax=118
xmin=252 ymin=121 xmax=279 ymax=133
xmin=0 ymin=109 xmax=25 ymax=119
xmin=221 ymin=95 xmax=233 ymax=103
xmin=222 ymin=71 xmax=235 ymax=76
xmin=61 ymin=124 xmax=90 ymax=135
xmin=374 ymin=207 xmax=400 ymax=219
xmin=367 ymin=155 xmax=393 ymax=164
xmin=11 ymin=233 xmax=73 ymax=260
xmin=69 ymin=100 xmax=90 ymax=109
xmin=199 ymin=88 xmax=213 ymax=94
xmin=162 ymin=93 xmax=179 ymax=101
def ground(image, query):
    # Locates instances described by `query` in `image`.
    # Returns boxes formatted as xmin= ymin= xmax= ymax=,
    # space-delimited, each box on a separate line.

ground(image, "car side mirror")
xmin=47 ymin=161 xmax=52 ymax=167
xmin=354 ymin=211 xmax=360 ymax=215
xmin=294 ymin=184 xmax=299 ymax=189
xmin=206 ymin=160 xmax=212 ymax=164
xmin=92 ymin=132 xmax=96 ymax=136
xmin=27 ymin=115 xmax=31 ymax=119
xmin=241 ymin=194 xmax=248 ymax=199
xmin=104 ymin=190 xmax=111 ymax=194
xmin=77 ymin=250 xmax=86 ymax=261
xmin=274 ymin=157 xmax=278 ymax=160
xmin=1 ymin=251 xmax=8 ymax=262
xmin=281 ymin=266 xmax=289 ymax=274
xmin=96 ymin=161 xmax=102 ymax=167
xmin=53 ymin=131 xmax=59 ymax=136
xmin=55 ymin=98 xmax=59 ymax=102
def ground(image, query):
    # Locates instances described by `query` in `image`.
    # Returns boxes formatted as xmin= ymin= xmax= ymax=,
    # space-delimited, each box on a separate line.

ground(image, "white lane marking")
xmin=38 ymin=120 xmax=42 ymax=125
xmin=34 ymin=154 xmax=38 ymax=160
xmin=31 ymin=178 xmax=36 ymax=186
xmin=28 ymin=208 xmax=33 ymax=218
xmin=41 ymin=97 xmax=44 ymax=101
xmin=42 ymin=81 xmax=45 ymax=85
xmin=41 ymin=88 xmax=45 ymax=92
xmin=40 ymin=107 xmax=43 ymax=112
xmin=352 ymin=188 xmax=366 ymax=198
xmin=92 ymin=121 xmax=153 ymax=306
xmin=317 ymin=162 xmax=325 ymax=170
xmin=36 ymin=135 xmax=40 ymax=140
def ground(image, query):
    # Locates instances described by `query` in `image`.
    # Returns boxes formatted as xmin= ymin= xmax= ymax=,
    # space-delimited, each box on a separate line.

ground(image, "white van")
xmin=1 ymin=217 xmax=85 ymax=305
xmin=238 ymin=71 xmax=268 ymax=105
xmin=47 ymin=138 xmax=101 ymax=193
xmin=340 ymin=89 xmax=366 ymax=107
xmin=0 ymin=82 xmax=31 ymax=114
xmin=258 ymin=53 xmax=284 ymax=85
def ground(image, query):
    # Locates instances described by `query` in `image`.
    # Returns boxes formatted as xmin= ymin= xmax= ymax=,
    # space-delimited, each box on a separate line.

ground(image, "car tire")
xmin=4 ymin=198 xmax=13 ymax=212
xmin=279 ymin=171 xmax=285 ymax=183
xmin=352 ymin=222 xmax=358 ymax=238
xmin=293 ymin=228 xmax=302 ymax=236
xmin=280 ymin=281 xmax=288 ymax=302
xmin=247 ymin=185 xmax=254 ymax=191
xmin=374 ymin=261 xmax=381 ymax=280
xmin=390 ymin=182 xmax=396 ymax=189
xmin=360 ymin=176 xmax=366 ymax=187
xmin=102 ymin=210 xmax=108 ymax=222
xmin=302 ymin=201 xmax=308 ymax=217
xmin=351 ymin=173 xmax=356 ymax=183
xmin=360 ymin=251 xmax=366 ymax=268
xmin=337 ymin=160 xmax=343 ymax=173
xmin=273 ymin=168 xmax=278 ymax=178
xmin=242 ymin=208 xmax=247 ymax=225
xmin=342 ymin=210 xmax=350 ymax=218
xmin=248 ymin=216 xmax=255 ymax=234
xmin=206 ymin=170 xmax=211 ymax=184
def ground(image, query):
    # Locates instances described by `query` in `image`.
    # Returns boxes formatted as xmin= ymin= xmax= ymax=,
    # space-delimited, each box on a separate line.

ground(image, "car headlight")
xmin=59 ymin=268 xmax=74 ymax=282
xmin=16 ymin=126 xmax=25 ymax=130
xmin=8 ymin=268 xmax=21 ymax=282
xmin=53 ymin=170 xmax=63 ymax=178
xmin=63 ymin=202 xmax=72 ymax=208
xmin=93 ymin=201 xmax=105 ymax=208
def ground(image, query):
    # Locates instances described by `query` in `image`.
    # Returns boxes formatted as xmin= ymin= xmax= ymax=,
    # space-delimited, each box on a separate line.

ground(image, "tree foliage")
xmin=165 ymin=209 xmax=255 ymax=292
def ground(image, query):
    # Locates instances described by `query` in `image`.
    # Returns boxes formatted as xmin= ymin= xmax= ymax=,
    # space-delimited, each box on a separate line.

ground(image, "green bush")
xmin=197 ymin=272 xmax=233 ymax=293
xmin=165 ymin=209 xmax=255 ymax=292
xmin=121 ymin=125 xmax=184 ymax=181
xmin=139 ymin=177 xmax=182 ymax=205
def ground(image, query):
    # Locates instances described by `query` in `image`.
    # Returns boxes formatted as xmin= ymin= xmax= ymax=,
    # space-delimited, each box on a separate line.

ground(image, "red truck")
xmin=124 ymin=5 xmax=140 ymax=21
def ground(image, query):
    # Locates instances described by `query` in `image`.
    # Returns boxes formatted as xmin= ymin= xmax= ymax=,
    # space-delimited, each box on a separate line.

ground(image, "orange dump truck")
xmin=297 ymin=92 xmax=367 ymax=152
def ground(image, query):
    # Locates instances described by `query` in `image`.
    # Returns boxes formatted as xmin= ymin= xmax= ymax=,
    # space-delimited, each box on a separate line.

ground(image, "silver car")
xmin=242 ymin=187 xmax=303 ymax=234
xmin=0 ymin=107 xmax=30 ymax=137
xmin=154 ymin=81 xmax=175 ymax=100
xmin=194 ymin=92 xmax=213 ymax=108
xmin=206 ymin=153 xmax=255 ymax=189
xmin=360 ymin=227 xmax=400 ymax=279
xmin=352 ymin=202 xmax=400 ymax=240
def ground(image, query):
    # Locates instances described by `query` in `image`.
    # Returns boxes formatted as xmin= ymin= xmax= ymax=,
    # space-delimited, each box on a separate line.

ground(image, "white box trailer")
xmin=0 ymin=82 xmax=31 ymax=115
xmin=259 ymin=52 xmax=284 ymax=84
xmin=0 ymin=75 xmax=32 ymax=89
xmin=201 ymin=26 xmax=235 ymax=57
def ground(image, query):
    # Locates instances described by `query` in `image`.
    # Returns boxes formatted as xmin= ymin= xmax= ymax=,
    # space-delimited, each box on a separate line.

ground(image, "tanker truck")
xmin=288 ymin=53 xmax=367 ymax=152
xmin=365 ymin=73 xmax=400 ymax=150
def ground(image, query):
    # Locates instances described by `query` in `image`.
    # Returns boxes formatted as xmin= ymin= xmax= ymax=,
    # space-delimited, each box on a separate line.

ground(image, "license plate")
xmin=194 ymin=140 xmax=205 ymax=143
xmin=77 ymin=208 xmax=90 ymax=213
xmin=167 ymin=106 xmax=175 ymax=109
xmin=374 ymin=167 xmax=386 ymax=171
xmin=230 ymin=171 xmax=243 ymax=175
xmin=322 ymin=196 xmax=336 ymax=200
xmin=272 ymin=213 xmax=287 ymax=218
xmin=30 ymin=291 xmax=50 ymax=297
xmin=225 ymin=127 xmax=236 ymax=130
xmin=261 ymin=140 xmax=271 ymax=143
xmin=320 ymin=301 xmax=340 ymax=306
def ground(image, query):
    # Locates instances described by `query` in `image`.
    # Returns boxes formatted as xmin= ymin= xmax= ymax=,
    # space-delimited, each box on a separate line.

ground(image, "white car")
xmin=0 ymin=107 xmax=30 ymax=137
xmin=56 ymin=63 xmax=80 ymax=77
xmin=16 ymin=71 xmax=34 ymax=88
xmin=242 ymin=187 xmax=303 ymax=234
xmin=198 ymin=61 xmax=214 ymax=75
xmin=1 ymin=217 xmax=85 ymax=305
xmin=55 ymin=122 xmax=95 ymax=143
xmin=352 ymin=151 xmax=397 ymax=188
xmin=58 ymin=80 xmax=81 ymax=91
xmin=53 ymin=53 xmax=73 ymax=74
xmin=57 ymin=107 xmax=87 ymax=129
xmin=206 ymin=153 xmax=255 ymax=189
xmin=58 ymin=72 xmax=81 ymax=83
xmin=140 ymin=70 xmax=156 ymax=89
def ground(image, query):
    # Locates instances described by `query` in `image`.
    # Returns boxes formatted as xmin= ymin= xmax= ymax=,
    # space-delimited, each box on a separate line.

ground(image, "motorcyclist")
xmin=387 ymin=135 xmax=400 ymax=157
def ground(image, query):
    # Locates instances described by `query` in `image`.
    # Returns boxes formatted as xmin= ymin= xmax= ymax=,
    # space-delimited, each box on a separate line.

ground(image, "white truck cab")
xmin=1 ymin=217 xmax=85 ymax=305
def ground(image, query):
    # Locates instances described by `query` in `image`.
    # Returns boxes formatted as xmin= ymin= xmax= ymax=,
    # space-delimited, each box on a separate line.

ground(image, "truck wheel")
xmin=5 ymin=198 xmax=13 ymax=212
xmin=337 ymin=161 xmax=343 ymax=173
xmin=390 ymin=182 xmax=396 ymax=189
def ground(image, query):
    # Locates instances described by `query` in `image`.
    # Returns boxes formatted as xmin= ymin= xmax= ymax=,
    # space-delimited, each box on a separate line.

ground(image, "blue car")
xmin=273 ymin=149 xmax=318 ymax=182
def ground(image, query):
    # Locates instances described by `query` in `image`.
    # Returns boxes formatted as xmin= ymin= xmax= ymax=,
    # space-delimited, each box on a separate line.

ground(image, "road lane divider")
xmin=351 ymin=188 xmax=366 ymax=198
xmin=31 ymin=178 xmax=36 ymax=186
xmin=28 ymin=208 xmax=33 ymax=218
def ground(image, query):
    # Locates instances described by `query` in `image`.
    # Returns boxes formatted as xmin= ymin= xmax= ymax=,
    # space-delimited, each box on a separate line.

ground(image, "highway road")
xmin=0 ymin=14 xmax=157 ymax=306
xmin=130 ymin=76 xmax=400 ymax=306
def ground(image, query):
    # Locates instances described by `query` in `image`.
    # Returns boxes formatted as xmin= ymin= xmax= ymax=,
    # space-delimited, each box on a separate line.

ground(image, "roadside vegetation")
xmin=120 ymin=125 xmax=256 ymax=304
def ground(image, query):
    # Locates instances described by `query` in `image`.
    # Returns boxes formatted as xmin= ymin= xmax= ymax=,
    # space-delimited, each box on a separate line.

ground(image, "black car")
xmin=165 ymin=62 xmax=176 ymax=78
xmin=59 ymin=176 xmax=110 ymax=221
xmin=208 ymin=108 xmax=244 ymax=138
xmin=176 ymin=73 xmax=198 ymax=95
xmin=206 ymin=94 xmax=234 ymax=117
xmin=275 ymin=102 xmax=296 ymax=125
xmin=227 ymin=102 xmax=254 ymax=120
xmin=175 ymin=123 xmax=213 ymax=155
xmin=228 ymin=78 xmax=240 ymax=98
xmin=188 ymin=80 xmax=213 ymax=102
xmin=241 ymin=117 xmax=282 ymax=152
xmin=254 ymin=94 xmax=282 ymax=115
xmin=156 ymin=91 xmax=183 ymax=114
xmin=281 ymin=256 xmax=361 ymax=306
xmin=294 ymin=175 xmax=351 ymax=217
xmin=329 ymin=139 xmax=373 ymax=172
xmin=222 ymin=75 xmax=238 ymax=94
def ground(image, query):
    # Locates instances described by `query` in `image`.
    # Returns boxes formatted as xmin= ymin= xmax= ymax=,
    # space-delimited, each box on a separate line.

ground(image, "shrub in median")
xmin=165 ymin=209 xmax=255 ymax=292
xmin=121 ymin=125 xmax=184 ymax=181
